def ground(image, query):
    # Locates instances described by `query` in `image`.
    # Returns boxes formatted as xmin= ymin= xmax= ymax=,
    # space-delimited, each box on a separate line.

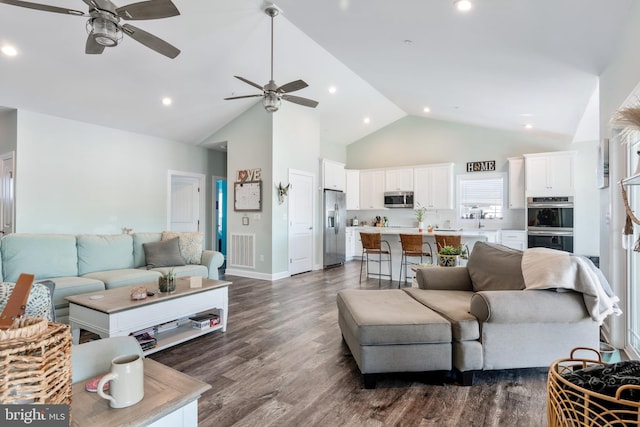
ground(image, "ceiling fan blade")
xmin=81 ymin=0 xmax=111 ymax=11
xmin=85 ymin=35 xmax=106 ymax=54
xmin=282 ymin=94 xmax=319 ymax=108
xmin=224 ymin=94 xmax=263 ymax=100
xmin=122 ymin=23 xmax=180 ymax=58
xmin=0 ymin=0 xmax=86 ymax=15
xmin=234 ymin=76 xmax=264 ymax=91
xmin=278 ymin=79 xmax=308 ymax=94
xmin=116 ymin=0 xmax=179 ymax=20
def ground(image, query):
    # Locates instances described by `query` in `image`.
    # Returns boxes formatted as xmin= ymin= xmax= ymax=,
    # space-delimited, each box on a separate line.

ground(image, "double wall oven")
xmin=526 ymin=196 xmax=574 ymax=252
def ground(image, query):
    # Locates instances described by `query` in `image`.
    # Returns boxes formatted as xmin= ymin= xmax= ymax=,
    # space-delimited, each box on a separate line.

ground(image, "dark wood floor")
xmin=149 ymin=261 xmax=548 ymax=427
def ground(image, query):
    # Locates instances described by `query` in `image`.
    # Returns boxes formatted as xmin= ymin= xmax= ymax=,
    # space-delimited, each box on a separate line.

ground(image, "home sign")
xmin=466 ymin=161 xmax=496 ymax=172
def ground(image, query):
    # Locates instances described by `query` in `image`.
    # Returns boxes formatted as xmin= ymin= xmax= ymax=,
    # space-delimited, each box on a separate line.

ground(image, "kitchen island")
xmin=347 ymin=226 xmax=495 ymax=284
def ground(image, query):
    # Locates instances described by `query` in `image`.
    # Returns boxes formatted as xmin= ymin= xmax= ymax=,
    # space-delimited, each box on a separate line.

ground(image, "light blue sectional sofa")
xmin=0 ymin=232 xmax=224 ymax=323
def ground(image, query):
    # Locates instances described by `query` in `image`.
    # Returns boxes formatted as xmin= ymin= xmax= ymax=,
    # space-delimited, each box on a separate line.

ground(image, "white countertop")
xmin=347 ymin=226 xmax=496 ymax=237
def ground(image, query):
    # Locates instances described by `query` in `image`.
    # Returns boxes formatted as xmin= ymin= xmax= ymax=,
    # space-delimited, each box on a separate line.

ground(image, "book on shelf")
xmin=155 ymin=319 xmax=179 ymax=333
xmin=131 ymin=326 xmax=155 ymax=337
xmin=189 ymin=313 xmax=221 ymax=329
xmin=131 ymin=331 xmax=157 ymax=350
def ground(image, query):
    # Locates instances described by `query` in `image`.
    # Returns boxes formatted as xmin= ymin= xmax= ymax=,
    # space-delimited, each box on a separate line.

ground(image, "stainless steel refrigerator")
xmin=323 ymin=189 xmax=346 ymax=268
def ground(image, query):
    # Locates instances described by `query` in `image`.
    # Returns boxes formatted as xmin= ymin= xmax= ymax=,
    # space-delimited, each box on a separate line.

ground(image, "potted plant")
xmin=415 ymin=202 xmax=426 ymax=231
xmin=158 ymin=268 xmax=176 ymax=293
xmin=438 ymin=245 xmax=465 ymax=267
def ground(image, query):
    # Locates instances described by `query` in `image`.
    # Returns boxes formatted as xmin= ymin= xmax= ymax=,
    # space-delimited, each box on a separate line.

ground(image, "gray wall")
xmin=14 ymin=110 xmax=211 ymax=240
xmin=204 ymin=104 xmax=275 ymax=277
xmin=206 ymin=102 xmax=324 ymax=278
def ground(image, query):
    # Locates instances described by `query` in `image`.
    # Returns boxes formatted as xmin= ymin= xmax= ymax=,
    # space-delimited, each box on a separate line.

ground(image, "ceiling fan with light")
xmin=0 ymin=0 xmax=181 ymax=58
xmin=225 ymin=5 xmax=318 ymax=112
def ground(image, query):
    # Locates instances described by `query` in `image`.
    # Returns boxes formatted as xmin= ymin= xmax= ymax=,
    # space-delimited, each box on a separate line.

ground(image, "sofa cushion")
xmin=143 ymin=237 xmax=185 ymax=269
xmin=161 ymin=231 xmax=203 ymax=264
xmin=47 ymin=276 xmax=106 ymax=311
xmin=467 ymin=241 xmax=525 ymax=291
xmin=404 ymin=288 xmax=479 ymax=341
xmin=83 ymin=269 xmax=161 ymax=290
xmin=77 ymin=234 xmax=134 ymax=275
xmin=1 ymin=234 xmax=78 ymax=282
xmin=132 ymin=232 xmax=162 ymax=268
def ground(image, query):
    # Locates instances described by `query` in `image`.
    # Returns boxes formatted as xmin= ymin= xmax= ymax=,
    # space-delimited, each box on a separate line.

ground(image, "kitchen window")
xmin=457 ymin=173 xmax=505 ymax=221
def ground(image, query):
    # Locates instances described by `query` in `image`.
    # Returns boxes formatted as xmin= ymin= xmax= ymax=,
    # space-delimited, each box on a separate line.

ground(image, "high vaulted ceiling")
xmin=0 ymin=0 xmax=633 ymax=147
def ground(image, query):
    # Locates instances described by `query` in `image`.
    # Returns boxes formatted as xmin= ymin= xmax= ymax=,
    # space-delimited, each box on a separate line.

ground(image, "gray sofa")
xmin=0 ymin=232 xmax=224 ymax=323
xmin=337 ymin=242 xmax=601 ymax=387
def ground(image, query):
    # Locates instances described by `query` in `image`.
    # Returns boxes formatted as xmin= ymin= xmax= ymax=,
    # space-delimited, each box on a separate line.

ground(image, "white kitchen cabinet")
xmin=413 ymin=163 xmax=454 ymax=210
xmin=508 ymin=157 xmax=525 ymax=209
xmin=345 ymin=228 xmax=355 ymax=260
xmin=385 ymin=168 xmax=414 ymax=191
xmin=353 ymin=229 xmax=363 ymax=258
xmin=499 ymin=230 xmax=526 ymax=250
xmin=524 ymin=151 xmax=575 ymax=196
xmin=322 ymin=159 xmax=345 ymax=191
xmin=359 ymin=169 xmax=386 ymax=210
xmin=345 ymin=169 xmax=360 ymax=210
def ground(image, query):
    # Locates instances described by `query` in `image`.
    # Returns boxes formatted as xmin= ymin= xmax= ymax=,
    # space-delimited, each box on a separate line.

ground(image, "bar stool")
xmin=359 ymin=232 xmax=392 ymax=286
xmin=398 ymin=233 xmax=433 ymax=287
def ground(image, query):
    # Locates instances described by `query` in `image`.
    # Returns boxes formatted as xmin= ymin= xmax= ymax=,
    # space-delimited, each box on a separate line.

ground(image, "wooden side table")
xmin=71 ymin=359 xmax=210 ymax=427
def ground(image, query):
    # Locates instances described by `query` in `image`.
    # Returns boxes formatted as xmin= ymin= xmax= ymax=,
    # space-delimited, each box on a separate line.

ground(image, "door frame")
xmin=167 ymin=170 xmax=206 ymax=232
xmin=0 ymin=151 xmax=15 ymax=235
xmin=288 ymin=168 xmax=315 ymax=275
xmin=212 ymin=174 xmax=227 ymax=258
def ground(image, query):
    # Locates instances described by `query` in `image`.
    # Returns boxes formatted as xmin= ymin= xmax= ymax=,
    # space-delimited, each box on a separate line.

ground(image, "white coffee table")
xmin=66 ymin=278 xmax=230 ymax=355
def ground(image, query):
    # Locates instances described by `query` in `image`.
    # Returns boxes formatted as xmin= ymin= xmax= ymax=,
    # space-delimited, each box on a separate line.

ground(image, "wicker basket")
xmin=0 ymin=318 xmax=72 ymax=404
xmin=547 ymin=347 xmax=640 ymax=426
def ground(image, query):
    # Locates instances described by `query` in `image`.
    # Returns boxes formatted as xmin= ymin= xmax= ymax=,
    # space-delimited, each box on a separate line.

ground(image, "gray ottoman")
xmin=337 ymin=289 xmax=452 ymax=388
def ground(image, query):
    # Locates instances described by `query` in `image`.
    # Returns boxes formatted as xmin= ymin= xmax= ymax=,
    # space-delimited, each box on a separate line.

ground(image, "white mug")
xmin=97 ymin=354 xmax=144 ymax=408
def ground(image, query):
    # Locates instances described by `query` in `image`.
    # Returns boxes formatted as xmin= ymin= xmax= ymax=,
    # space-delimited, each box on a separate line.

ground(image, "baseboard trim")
xmin=224 ymin=268 xmax=291 ymax=281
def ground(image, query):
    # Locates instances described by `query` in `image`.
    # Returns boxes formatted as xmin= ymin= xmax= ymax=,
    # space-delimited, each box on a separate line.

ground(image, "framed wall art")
xmin=234 ymin=181 xmax=262 ymax=211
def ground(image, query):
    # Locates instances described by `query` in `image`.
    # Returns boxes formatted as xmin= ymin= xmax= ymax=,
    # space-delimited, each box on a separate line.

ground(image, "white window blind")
xmin=457 ymin=174 xmax=504 ymax=219
xmin=459 ymin=177 xmax=503 ymax=207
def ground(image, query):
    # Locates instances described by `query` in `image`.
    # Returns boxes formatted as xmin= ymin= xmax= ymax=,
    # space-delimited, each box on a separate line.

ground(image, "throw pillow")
xmin=466 ymin=241 xmax=526 ymax=291
xmin=0 ymin=281 xmax=55 ymax=321
xmin=161 ymin=231 xmax=203 ymax=265
xmin=143 ymin=237 xmax=186 ymax=269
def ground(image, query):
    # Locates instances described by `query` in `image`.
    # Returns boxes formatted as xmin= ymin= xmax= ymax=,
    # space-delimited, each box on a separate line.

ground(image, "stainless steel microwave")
xmin=384 ymin=191 xmax=414 ymax=208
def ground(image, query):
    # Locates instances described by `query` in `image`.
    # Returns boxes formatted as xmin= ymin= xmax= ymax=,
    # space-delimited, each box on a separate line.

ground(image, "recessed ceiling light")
xmin=454 ymin=0 xmax=472 ymax=12
xmin=403 ymin=39 xmax=413 ymax=45
xmin=423 ymin=107 xmax=431 ymax=113
xmin=162 ymin=97 xmax=172 ymax=106
xmin=524 ymin=124 xmax=533 ymax=130
xmin=1 ymin=45 xmax=17 ymax=57
xmin=328 ymin=86 xmax=337 ymax=94
xmin=363 ymin=117 xmax=371 ymax=125
xmin=520 ymin=113 xmax=533 ymax=117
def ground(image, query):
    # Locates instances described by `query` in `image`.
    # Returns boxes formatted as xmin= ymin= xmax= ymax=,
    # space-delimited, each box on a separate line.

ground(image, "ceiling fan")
xmin=225 ymin=5 xmax=318 ymax=112
xmin=0 ymin=0 xmax=181 ymax=58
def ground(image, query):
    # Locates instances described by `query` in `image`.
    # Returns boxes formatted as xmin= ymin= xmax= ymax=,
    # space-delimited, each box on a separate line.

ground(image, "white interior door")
xmin=289 ymin=170 xmax=314 ymax=275
xmin=0 ymin=152 xmax=14 ymax=236
xmin=169 ymin=173 xmax=203 ymax=232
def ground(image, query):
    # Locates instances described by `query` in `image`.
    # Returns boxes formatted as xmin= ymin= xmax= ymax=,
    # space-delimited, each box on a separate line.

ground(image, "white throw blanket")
xmin=521 ymin=247 xmax=622 ymax=325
